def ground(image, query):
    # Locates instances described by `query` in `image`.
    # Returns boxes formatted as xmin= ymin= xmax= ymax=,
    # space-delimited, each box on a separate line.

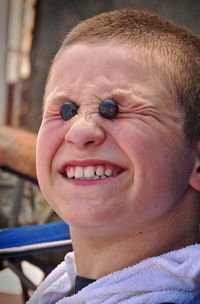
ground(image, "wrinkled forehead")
xmin=44 ymin=41 xmax=176 ymax=107
xmin=47 ymin=42 xmax=147 ymax=85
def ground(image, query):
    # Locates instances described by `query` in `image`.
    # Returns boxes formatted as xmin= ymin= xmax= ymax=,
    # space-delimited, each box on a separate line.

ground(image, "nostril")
xmin=86 ymin=140 xmax=95 ymax=145
xmin=65 ymin=120 xmax=105 ymax=148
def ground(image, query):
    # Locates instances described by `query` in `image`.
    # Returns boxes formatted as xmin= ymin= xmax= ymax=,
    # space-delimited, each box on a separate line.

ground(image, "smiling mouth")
xmin=61 ymin=164 xmax=124 ymax=181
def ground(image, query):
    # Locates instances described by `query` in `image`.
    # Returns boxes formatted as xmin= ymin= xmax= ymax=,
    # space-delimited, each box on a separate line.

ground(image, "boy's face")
xmin=37 ymin=41 xmax=195 ymax=237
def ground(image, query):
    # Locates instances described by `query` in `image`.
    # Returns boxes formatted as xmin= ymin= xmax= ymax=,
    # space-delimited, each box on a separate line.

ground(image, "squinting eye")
xmin=60 ymin=102 xmax=78 ymax=120
xmin=99 ymin=99 xmax=118 ymax=119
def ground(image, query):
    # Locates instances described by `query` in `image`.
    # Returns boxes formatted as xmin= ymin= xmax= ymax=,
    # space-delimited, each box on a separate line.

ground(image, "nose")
xmin=64 ymin=117 xmax=105 ymax=150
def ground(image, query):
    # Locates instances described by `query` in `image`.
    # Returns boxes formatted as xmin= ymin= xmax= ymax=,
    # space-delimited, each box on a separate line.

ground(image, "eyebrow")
xmin=44 ymin=87 xmax=141 ymax=112
xmin=45 ymin=92 xmax=72 ymax=105
xmin=42 ymin=92 xmax=71 ymax=115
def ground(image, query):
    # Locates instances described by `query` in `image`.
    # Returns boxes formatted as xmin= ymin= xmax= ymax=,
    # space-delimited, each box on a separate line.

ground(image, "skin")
xmin=0 ymin=126 xmax=37 ymax=179
xmin=37 ymin=41 xmax=200 ymax=279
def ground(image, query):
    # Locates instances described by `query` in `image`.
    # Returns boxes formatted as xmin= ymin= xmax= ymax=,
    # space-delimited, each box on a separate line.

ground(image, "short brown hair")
xmin=53 ymin=9 xmax=200 ymax=143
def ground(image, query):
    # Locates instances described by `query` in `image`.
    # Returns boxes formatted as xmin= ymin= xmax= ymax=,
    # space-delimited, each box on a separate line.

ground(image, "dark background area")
xmin=23 ymin=0 xmax=200 ymax=132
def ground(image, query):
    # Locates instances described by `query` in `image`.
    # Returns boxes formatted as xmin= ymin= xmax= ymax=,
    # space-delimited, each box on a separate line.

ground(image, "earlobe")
xmin=189 ymin=141 xmax=200 ymax=191
xmin=189 ymin=165 xmax=200 ymax=191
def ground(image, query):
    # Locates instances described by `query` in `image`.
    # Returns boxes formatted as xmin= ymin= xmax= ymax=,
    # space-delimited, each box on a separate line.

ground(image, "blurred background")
xmin=1 ymin=0 xmax=200 ymax=133
xmin=0 ymin=0 xmax=199 ymax=303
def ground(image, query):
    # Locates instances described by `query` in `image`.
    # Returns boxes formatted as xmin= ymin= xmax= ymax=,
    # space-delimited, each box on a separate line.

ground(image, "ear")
xmin=189 ymin=140 xmax=200 ymax=191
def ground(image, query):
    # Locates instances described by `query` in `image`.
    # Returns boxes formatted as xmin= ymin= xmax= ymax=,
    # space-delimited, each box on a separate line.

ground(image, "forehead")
xmin=45 ymin=41 xmax=172 ymax=108
xmin=48 ymin=42 xmax=143 ymax=86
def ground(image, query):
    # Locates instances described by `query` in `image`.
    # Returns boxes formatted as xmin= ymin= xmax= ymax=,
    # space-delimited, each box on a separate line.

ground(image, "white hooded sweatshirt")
xmin=27 ymin=244 xmax=200 ymax=304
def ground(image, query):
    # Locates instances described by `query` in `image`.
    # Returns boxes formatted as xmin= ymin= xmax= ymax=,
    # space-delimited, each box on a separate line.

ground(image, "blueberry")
xmin=99 ymin=99 xmax=118 ymax=119
xmin=60 ymin=102 xmax=78 ymax=120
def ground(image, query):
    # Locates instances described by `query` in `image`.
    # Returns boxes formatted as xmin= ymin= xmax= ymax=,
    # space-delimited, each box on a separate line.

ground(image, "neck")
xmin=71 ymin=189 xmax=200 ymax=280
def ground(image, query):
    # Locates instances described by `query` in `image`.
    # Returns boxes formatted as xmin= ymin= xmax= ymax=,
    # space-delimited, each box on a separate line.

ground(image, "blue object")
xmin=60 ymin=102 xmax=78 ymax=120
xmin=99 ymin=99 xmax=118 ymax=118
xmin=0 ymin=221 xmax=72 ymax=258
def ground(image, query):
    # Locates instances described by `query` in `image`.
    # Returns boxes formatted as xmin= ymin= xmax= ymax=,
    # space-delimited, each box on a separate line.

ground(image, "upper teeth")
xmin=65 ymin=165 xmax=117 ymax=180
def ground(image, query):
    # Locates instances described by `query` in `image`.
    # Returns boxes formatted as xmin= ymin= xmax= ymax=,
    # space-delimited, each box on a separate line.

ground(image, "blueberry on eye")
xmin=99 ymin=99 xmax=118 ymax=119
xmin=60 ymin=102 xmax=78 ymax=120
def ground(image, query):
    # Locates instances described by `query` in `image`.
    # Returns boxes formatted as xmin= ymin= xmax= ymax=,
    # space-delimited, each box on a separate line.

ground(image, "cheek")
xmin=36 ymin=121 xmax=65 ymax=179
xmin=113 ymin=120 xmax=190 ymax=200
xmin=112 ymin=120 xmax=153 ymax=163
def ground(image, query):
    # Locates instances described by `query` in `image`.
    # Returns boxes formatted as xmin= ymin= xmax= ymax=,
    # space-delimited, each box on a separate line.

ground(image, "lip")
xmin=59 ymin=159 xmax=126 ymax=185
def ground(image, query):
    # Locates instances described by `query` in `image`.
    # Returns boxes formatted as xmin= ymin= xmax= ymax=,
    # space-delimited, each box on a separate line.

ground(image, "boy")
xmin=28 ymin=9 xmax=200 ymax=303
